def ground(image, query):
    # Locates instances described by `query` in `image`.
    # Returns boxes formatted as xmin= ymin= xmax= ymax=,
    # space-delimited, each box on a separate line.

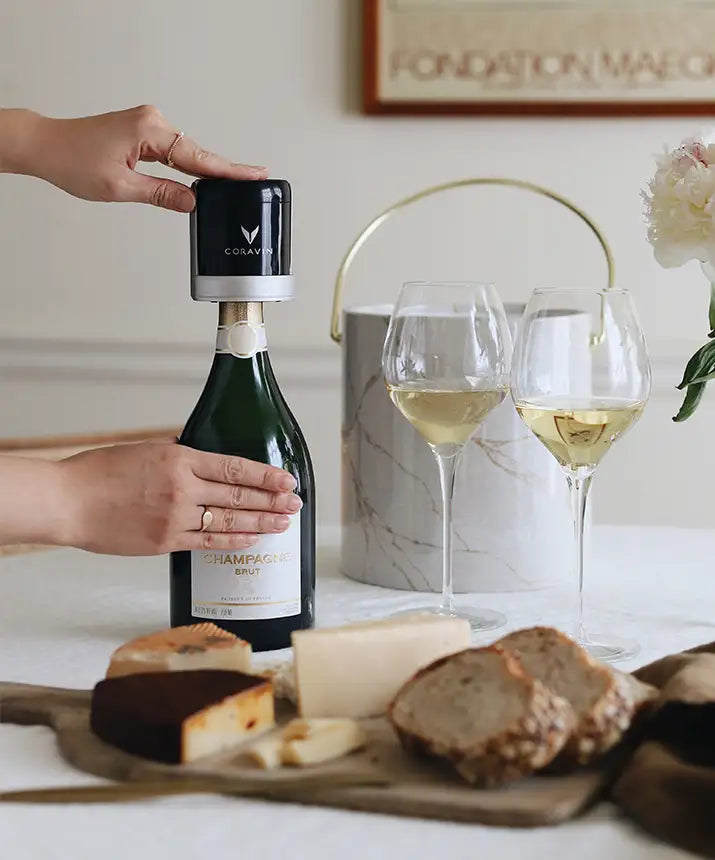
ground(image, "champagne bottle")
xmin=170 ymin=179 xmax=315 ymax=651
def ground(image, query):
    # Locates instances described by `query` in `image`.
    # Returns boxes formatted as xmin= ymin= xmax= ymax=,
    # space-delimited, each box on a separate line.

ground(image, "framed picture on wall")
xmin=363 ymin=0 xmax=715 ymax=116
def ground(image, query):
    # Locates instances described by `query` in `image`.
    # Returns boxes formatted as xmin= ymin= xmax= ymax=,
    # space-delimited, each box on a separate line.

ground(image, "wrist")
xmin=0 ymin=109 xmax=50 ymax=176
xmin=0 ymin=456 xmax=73 ymax=547
xmin=37 ymin=459 xmax=77 ymax=547
xmin=51 ymin=457 xmax=87 ymax=549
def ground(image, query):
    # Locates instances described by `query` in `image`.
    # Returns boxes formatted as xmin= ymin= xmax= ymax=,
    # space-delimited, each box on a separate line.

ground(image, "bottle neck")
xmin=218 ymin=302 xmax=264 ymax=327
xmin=216 ymin=302 xmax=267 ymax=358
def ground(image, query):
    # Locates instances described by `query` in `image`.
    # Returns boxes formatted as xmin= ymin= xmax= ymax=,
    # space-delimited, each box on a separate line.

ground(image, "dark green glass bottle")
xmin=170 ymin=301 xmax=315 ymax=651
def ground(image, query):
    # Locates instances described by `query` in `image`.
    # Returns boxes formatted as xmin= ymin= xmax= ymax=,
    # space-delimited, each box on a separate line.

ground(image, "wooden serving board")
xmin=0 ymin=681 xmax=614 ymax=826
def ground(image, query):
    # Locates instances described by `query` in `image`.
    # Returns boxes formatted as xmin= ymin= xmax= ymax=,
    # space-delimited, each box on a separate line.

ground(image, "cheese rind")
xmin=292 ymin=613 xmax=471 ymax=718
xmin=91 ymin=670 xmax=274 ymax=764
xmin=106 ymin=623 xmax=252 ymax=679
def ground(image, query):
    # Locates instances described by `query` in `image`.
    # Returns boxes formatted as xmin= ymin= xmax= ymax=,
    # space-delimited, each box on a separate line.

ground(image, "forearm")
xmin=0 ymin=455 xmax=70 ymax=546
xmin=0 ymin=108 xmax=47 ymax=176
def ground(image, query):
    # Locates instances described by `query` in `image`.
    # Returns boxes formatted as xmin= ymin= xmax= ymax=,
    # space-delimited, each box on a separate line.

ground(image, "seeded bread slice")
xmin=388 ymin=646 xmax=575 ymax=787
xmin=498 ymin=627 xmax=657 ymax=766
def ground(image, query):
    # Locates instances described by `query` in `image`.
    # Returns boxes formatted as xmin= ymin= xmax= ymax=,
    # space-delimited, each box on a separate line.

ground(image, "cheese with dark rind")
xmin=106 ymin=623 xmax=252 ymax=679
xmin=90 ymin=670 xmax=274 ymax=764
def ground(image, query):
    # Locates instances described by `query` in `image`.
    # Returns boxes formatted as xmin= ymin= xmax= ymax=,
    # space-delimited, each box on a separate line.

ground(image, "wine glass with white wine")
xmin=511 ymin=288 xmax=651 ymax=662
xmin=382 ymin=281 xmax=512 ymax=630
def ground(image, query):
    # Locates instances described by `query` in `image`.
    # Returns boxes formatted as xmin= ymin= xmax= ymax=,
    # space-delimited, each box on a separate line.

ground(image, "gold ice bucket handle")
xmin=330 ymin=177 xmax=615 ymax=345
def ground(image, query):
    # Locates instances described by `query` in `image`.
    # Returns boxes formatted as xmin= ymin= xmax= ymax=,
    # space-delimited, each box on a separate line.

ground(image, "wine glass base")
xmin=390 ymin=604 xmax=506 ymax=633
xmin=579 ymin=633 xmax=639 ymax=663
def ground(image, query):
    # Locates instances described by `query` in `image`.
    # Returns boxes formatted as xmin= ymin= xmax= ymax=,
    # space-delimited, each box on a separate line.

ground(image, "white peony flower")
xmin=643 ymin=138 xmax=715 ymax=268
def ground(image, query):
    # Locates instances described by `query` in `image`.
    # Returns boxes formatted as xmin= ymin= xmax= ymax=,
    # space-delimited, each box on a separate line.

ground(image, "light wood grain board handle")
xmin=0 ymin=773 xmax=389 ymax=804
xmin=0 ymin=682 xmax=89 ymax=728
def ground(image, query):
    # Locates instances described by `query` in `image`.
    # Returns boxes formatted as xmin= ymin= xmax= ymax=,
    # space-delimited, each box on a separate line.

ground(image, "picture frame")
xmin=363 ymin=0 xmax=715 ymax=116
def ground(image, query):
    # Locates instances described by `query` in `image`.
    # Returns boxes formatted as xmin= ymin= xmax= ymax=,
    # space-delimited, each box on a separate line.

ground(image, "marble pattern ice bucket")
xmin=331 ymin=178 xmax=615 ymax=593
xmin=340 ymin=303 xmax=594 ymax=592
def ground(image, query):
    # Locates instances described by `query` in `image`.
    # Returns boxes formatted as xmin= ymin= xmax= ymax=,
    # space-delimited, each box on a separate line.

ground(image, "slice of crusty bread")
xmin=498 ymin=627 xmax=657 ymax=766
xmin=388 ymin=645 xmax=575 ymax=787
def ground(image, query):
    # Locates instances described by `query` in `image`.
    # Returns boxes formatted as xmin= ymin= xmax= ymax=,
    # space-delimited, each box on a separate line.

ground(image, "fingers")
xmin=136 ymin=108 xmax=268 ymax=180
xmin=199 ymin=481 xmax=302 ymax=515
xmin=177 ymin=503 xmax=297 ymax=551
xmin=168 ymin=135 xmax=268 ymax=181
xmin=186 ymin=507 xmax=292 ymax=535
xmin=189 ymin=451 xmax=296 ymax=493
xmin=181 ymin=530 xmax=260 ymax=552
xmin=121 ymin=171 xmax=195 ymax=212
xmin=119 ymin=105 xmax=269 ymax=212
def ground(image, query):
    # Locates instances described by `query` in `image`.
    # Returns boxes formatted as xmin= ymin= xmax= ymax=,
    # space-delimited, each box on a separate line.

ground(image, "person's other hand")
xmin=57 ymin=439 xmax=301 ymax=556
xmin=28 ymin=105 xmax=267 ymax=212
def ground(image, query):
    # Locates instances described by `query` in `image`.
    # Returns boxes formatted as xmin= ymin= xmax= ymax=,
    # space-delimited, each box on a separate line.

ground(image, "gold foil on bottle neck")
xmin=219 ymin=302 xmax=265 ymax=326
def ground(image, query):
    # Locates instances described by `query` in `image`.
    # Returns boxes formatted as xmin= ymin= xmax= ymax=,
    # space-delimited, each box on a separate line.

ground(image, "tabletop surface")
xmin=2 ymin=524 xmax=713 ymax=860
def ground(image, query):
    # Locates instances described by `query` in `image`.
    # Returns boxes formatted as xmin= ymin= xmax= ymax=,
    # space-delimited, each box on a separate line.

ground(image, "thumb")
xmin=122 ymin=171 xmax=195 ymax=212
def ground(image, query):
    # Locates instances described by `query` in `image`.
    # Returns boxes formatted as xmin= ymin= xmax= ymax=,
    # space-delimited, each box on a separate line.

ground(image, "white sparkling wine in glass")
xmin=515 ymin=396 xmax=645 ymax=469
xmin=511 ymin=287 xmax=650 ymax=662
xmin=387 ymin=385 xmax=507 ymax=449
xmin=382 ymin=281 xmax=511 ymax=631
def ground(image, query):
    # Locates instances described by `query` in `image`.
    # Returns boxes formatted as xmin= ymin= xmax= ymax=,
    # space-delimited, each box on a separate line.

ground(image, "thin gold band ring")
xmin=166 ymin=131 xmax=184 ymax=168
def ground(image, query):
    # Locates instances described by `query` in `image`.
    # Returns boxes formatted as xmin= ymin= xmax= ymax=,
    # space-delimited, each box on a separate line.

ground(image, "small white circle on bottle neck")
xmin=228 ymin=322 xmax=260 ymax=358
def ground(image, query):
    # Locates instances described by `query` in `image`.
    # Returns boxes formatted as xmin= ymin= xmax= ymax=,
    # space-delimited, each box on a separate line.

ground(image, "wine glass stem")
xmin=435 ymin=451 xmax=459 ymax=614
xmin=565 ymin=470 xmax=593 ymax=643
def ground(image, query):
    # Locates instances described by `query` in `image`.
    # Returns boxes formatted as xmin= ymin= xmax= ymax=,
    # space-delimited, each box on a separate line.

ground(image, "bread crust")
xmin=388 ymin=645 xmax=575 ymax=787
xmin=498 ymin=627 xmax=658 ymax=766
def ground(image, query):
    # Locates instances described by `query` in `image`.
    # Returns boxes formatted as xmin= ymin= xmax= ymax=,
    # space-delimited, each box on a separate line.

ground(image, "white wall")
xmin=0 ymin=0 xmax=712 ymax=527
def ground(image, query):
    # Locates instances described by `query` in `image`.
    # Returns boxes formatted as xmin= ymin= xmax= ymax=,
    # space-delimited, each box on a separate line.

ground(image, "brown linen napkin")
xmin=612 ymin=643 xmax=715 ymax=857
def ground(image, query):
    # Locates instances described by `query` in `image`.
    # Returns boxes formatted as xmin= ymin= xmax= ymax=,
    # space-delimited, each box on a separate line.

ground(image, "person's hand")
xmin=17 ymin=105 xmax=268 ymax=212
xmin=56 ymin=439 xmax=302 ymax=556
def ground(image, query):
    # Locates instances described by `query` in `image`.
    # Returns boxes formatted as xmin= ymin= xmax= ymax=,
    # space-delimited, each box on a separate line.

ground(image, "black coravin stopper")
xmin=190 ymin=178 xmax=294 ymax=302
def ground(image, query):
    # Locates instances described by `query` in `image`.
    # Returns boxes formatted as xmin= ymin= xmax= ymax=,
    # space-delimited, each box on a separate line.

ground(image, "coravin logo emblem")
xmin=224 ymin=225 xmax=271 ymax=255
xmin=241 ymin=225 xmax=259 ymax=245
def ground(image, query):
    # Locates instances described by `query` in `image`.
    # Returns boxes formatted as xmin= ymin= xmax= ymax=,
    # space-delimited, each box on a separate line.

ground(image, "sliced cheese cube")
xmin=106 ymin=623 xmax=252 ymax=679
xmin=281 ymin=718 xmax=365 ymax=766
xmin=281 ymin=717 xmax=342 ymax=741
xmin=246 ymin=719 xmax=365 ymax=770
xmin=292 ymin=613 xmax=471 ymax=718
xmin=245 ymin=734 xmax=284 ymax=770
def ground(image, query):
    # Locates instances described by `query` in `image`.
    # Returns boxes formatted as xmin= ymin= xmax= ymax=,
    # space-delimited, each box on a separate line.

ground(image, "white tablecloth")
xmin=2 ymin=525 xmax=713 ymax=860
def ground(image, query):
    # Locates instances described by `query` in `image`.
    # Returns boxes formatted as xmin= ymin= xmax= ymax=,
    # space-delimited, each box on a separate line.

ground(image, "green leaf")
xmin=673 ymin=382 xmax=706 ymax=422
xmin=676 ymin=340 xmax=715 ymax=389
xmin=709 ymin=281 xmax=715 ymax=333
xmin=689 ymin=369 xmax=715 ymax=385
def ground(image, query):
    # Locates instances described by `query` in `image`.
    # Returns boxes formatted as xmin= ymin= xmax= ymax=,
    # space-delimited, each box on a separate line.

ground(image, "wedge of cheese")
xmin=106 ymin=623 xmax=252 ymax=678
xmin=91 ymin=670 xmax=274 ymax=764
xmin=246 ymin=734 xmax=284 ymax=770
xmin=292 ymin=613 xmax=471 ymax=718
xmin=281 ymin=718 xmax=365 ymax=765
xmin=246 ymin=718 xmax=365 ymax=769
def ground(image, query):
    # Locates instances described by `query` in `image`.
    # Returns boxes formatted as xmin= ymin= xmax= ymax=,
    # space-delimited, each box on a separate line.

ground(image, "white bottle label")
xmin=191 ymin=513 xmax=301 ymax=621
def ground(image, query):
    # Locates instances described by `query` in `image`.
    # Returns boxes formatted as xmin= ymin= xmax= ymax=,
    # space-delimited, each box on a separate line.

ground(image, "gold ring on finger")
xmin=166 ymin=131 xmax=184 ymax=168
xmin=200 ymin=506 xmax=213 ymax=532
